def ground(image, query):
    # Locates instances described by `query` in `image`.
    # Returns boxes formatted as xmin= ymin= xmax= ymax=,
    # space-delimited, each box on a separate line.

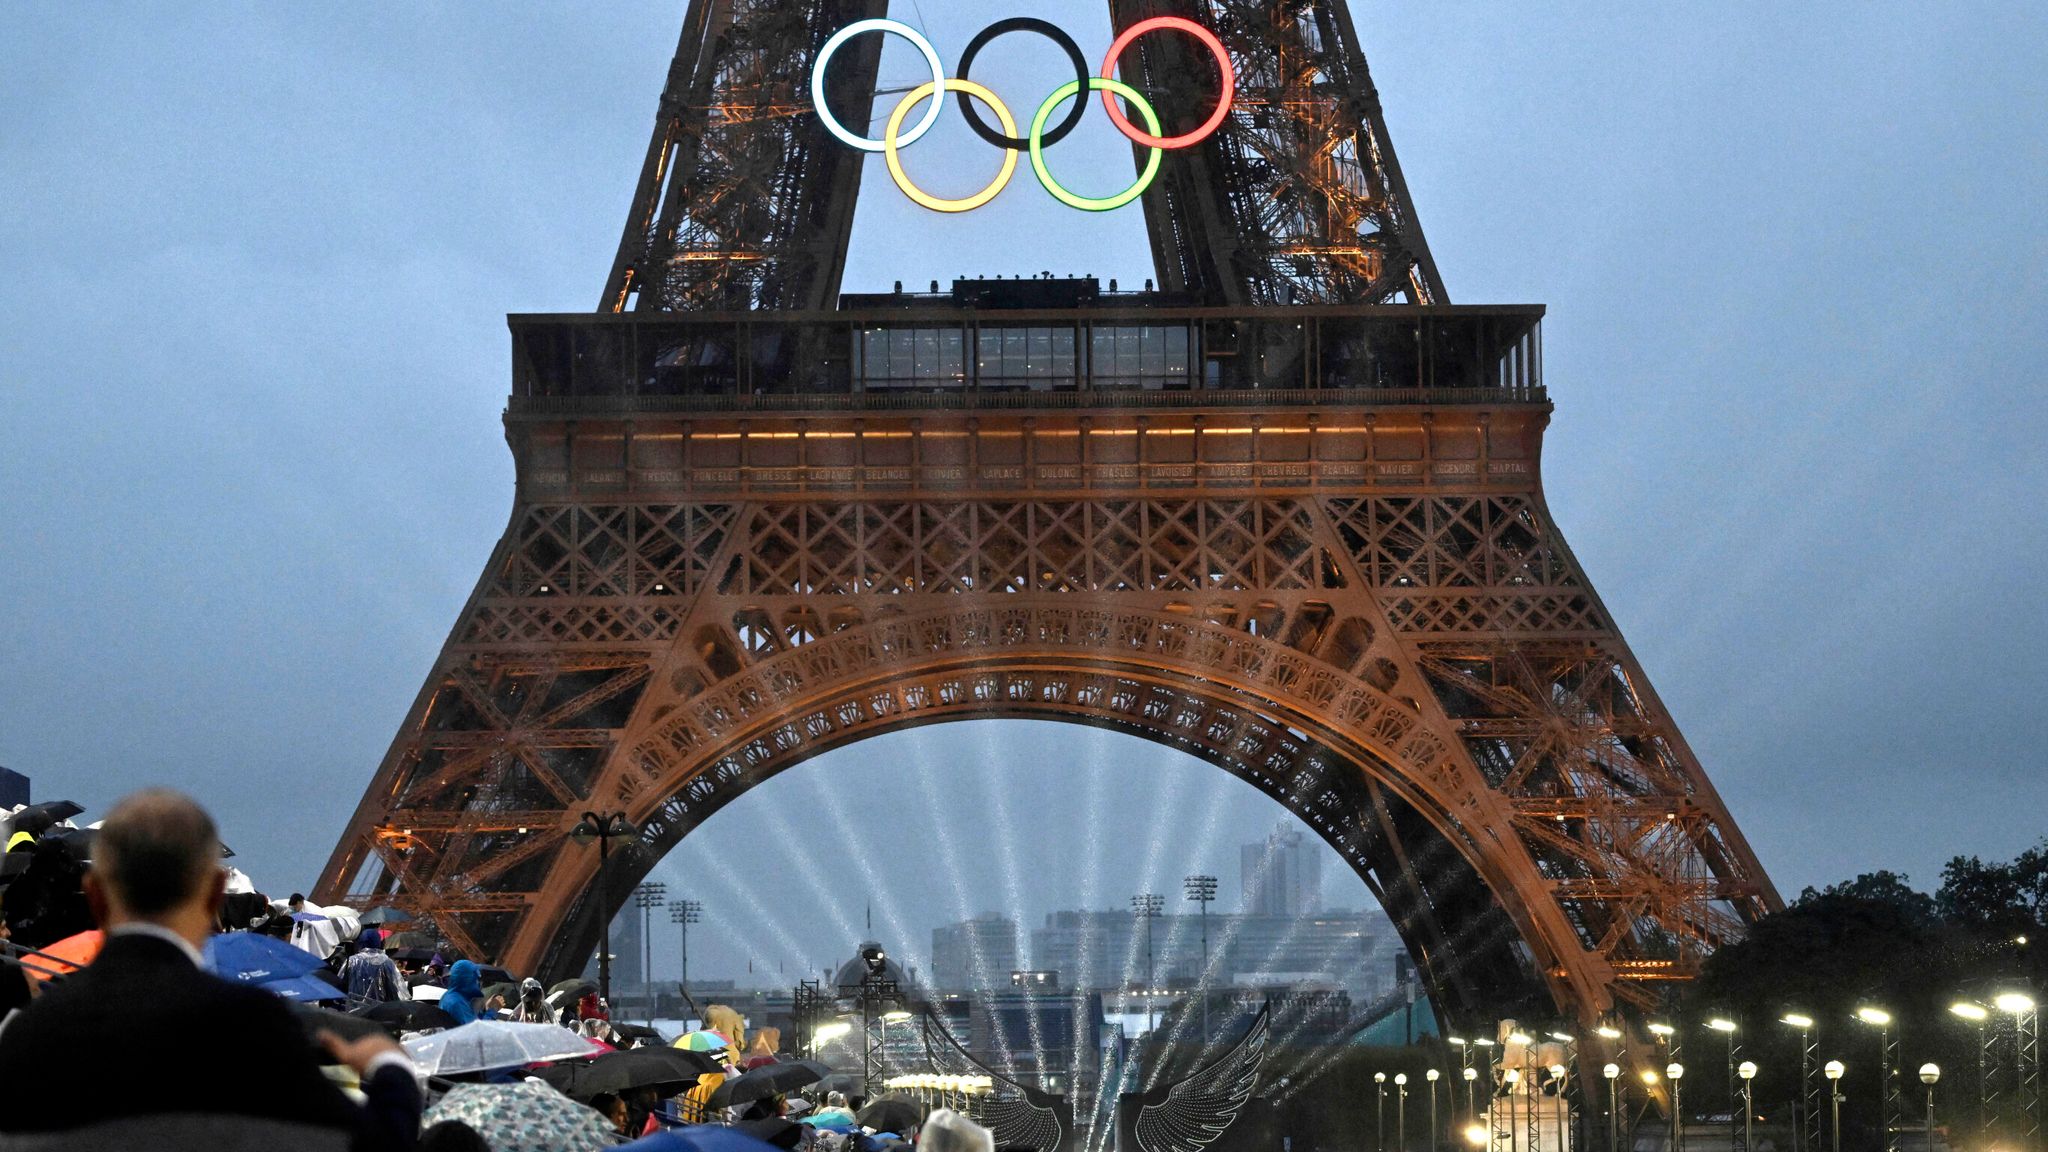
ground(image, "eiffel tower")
xmin=316 ymin=0 xmax=1779 ymax=1042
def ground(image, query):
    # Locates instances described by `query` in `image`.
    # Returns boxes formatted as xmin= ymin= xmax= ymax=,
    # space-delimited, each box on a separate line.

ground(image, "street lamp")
xmin=1130 ymin=894 xmax=1164 ymax=1034
xmin=1738 ymin=1061 xmax=1758 ymax=1152
xmin=671 ymin=899 xmax=701 ymax=995
xmin=633 ymin=882 xmax=666 ymax=1026
xmin=569 ymin=810 xmax=638 ymax=1008
xmin=1856 ymin=1007 xmax=1900 ymax=1152
xmin=1379 ymin=1072 xmax=1390 ymax=1152
xmin=1784 ymin=1014 xmax=1820 ymax=1152
xmin=1184 ymin=876 xmax=1216 ymax=1043
xmin=1825 ymin=1060 xmax=1846 ymax=1152
xmin=1918 ymin=1064 xmax=1939 ymax=1152
xmin=1429 ymin=1069 xmax=1443 ymax=1152
xmin=1506 ymin=1069 xmax=1523 ymax=1152
xmin=1668 ymin=1063 xmax=1686 ymax=1152
xmin=1707 ymin=1019 xmax=1740 ymax=1152
xmin=1398 ymin=1073 xmax=1411 ymax=1152
xmin=1603 ymin=1064 xmax=1622 ymax=1152
xmin=1465 ymin=1066 xmax=1481 ymax=1131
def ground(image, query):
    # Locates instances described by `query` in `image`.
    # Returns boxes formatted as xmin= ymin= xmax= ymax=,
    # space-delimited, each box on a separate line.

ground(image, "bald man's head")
xmin=92 ymin=790 xmax=222 ymax=920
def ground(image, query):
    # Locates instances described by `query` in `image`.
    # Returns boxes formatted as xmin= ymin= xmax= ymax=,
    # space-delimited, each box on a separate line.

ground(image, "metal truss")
xmin=1112 ymin=0 xmax=1447 ymax=304
xmin=600 ymin=0 xmax=885 ymax=313
xmin=318 ymin=462 xmax=1779 ymax=1030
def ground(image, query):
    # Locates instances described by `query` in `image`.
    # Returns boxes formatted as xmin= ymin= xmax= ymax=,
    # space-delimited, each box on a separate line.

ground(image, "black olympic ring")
xmin=954 ymin=17 xmax=1092 ymax=151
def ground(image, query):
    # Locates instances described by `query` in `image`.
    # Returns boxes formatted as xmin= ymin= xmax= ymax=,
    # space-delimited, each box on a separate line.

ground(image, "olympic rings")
xmin=813 ymin=19 xmax=946 ymax=152
xmin=1031 ymin=79 xmax=1162 ymax=213
xmin=886 ymin=79 xmax=1020 ymax=214
xmin=811 ymin=15 xmax=1237 ymax=211
xmin=955 ymin=18 xmax=1091 ymax=151
xmin=1100 ymin=17 xmax=1235 ymax=150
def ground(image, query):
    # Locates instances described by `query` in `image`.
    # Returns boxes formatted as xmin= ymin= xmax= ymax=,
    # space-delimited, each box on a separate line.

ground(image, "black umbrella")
xmin=358 ymin=906 xmax=412 ymax=926
xmin=295 ymin=1003 xmax=389 ymax=1049
xmin=3 ymin=801 xmax=83 ymax=837
xmin=548 ymin=978 xmax=597 ymax=1001
xmin=355 ymin=999 xmax=459 ymax=1032
xmin=533 ymin=1047 xmax=713 ymax=1100
xmin=735 ymin=1118 xmax=806 ymax=1149
xmin=390 ymin=946 xmax=436 ymax=964
xmin=607 ymin=1021 xmax=666 ymax=1045
xmin=707 ymin=1060 xmax=831 ymax=1109
xmin=856 ymin=1097 xmax=927 ymax=1135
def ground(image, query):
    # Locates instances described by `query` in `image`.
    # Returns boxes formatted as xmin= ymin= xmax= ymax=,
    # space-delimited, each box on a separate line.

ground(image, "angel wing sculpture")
xmin=919 ymin=1007 xmax=1073 ymax=1152
xmin=1118 ymin=1003 xmax=1272 ymax=1152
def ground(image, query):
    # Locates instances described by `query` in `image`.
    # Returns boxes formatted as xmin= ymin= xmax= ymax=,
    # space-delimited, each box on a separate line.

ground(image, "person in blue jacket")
xmin=439 ymin=958 xmax=482 ymax=1025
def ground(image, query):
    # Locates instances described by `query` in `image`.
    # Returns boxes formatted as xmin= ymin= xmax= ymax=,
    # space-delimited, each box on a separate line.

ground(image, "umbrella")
xmin=482 ymin=981 xmax=521 ymax=1006
xmin=290 ymin=910 xmax=329 ymax=923
xmin=357 ymin=999 xmax=460 ymax=1032
xmin=423 ymin=1081 xmax=617 ymax=1152
xmin=706 ymin=1060 xmax=830 ymax=1109
xmin=608 ymin=1021 xmax=667 ymax=1045
xmin=475 ymin=965 xmax=516 ymax=986
xmin=295 ymin=1004 xmax=388 ymax=1047
xmin=257 ymin=975 xmax=346 ymax=1002
xmin=733 ymin=1119 xmax=805 ymax=1150
xmin=620 ymin=1128 xmax=782 ymax=1152
xmin=534 ymin=1047 xmax=716 ymax=1100
xmin=856 ymin=1097 xmax=926 ymax=1135
xmin=23 ymin=929 xmax=100 ymax=985
xmin=549 ymin=978 xmax=597 ymax=1001
xmin=677 ymin=1029 xmax=732 ymax=1053
xmin=2 ymin=801 xmax=84 ymax=837
xmin=357 ymin=906 xmax=411 ymax=926
xmin=204 ymin=931 xmax=325 ymax=985
xmin=402 ymin=1019 xmax=596 ymax=1075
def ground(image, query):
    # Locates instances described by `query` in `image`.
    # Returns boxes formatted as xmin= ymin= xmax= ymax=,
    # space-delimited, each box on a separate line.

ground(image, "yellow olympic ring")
xmin=884 ymin=79 xmax=1018 ymax=214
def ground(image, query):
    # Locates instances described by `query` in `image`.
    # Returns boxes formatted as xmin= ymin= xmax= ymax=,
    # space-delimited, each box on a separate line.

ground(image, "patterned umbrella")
xmin=422 ymin=1081 xmax=619 ymax=1152
xmin=402 ymin=1019 xmax=598 ymax=1075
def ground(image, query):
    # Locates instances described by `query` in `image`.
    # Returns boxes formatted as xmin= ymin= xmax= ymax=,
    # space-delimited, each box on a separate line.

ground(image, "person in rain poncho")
xmin=338 ymin=928 xmax=402 ymax=1007
xmin=508 ymin=977 xmax=555 ymax=1023
xmin=920 ymin=1109 xmax=993 ymax=1152
xmin=438 ymin=958 xmax=482 ymax=1025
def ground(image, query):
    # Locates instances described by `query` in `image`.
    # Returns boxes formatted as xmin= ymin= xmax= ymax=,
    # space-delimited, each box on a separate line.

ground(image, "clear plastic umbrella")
xmin=402 ymin=1019 xmax=597 ymax=1075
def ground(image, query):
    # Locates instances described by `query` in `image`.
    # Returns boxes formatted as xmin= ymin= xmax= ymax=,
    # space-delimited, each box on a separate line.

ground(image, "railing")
xmin=507 ymin=302 xmax=1546 ymax=404
xmin=507 ymin=383 xmax=1546 ymax=417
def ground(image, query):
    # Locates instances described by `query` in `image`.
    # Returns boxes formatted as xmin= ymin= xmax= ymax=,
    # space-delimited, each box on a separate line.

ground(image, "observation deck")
xmin=503 ymin=282 xmax=1550 ymax=501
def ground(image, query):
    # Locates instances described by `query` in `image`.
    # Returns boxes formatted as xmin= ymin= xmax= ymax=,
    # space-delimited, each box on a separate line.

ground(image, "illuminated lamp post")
xmin=1378 ymin=1072 xmax=1389 ymax=1152
xmin=1918 ymin=1064 xmax=1940 ymax=1152
xmin=1783 ymin=1014 xmax=1819 ymax=1152
xmin=569 ymin=810 xmax=638 ymax=1009
xmin=1738 ymin=1061 xmax=1758 ymax=1152
xmin=1603 ymin=1064 xmax=1621 ymax=1152
xmin=1825 ymin=1061 xmax=1847 ymax=1152
xmin=1706 ymin=1019 xmax=1740 ymax=1152
xmin=1856 ymin=1007 xmax=1900 ymax=1152
xmin=1668 ymin=1063 xmax=1686 ymax=1152
xmin=1398 ymin=1073 xmax=1411 ymax=1152
xmin=1429 ymin=1069 xmax=1443 ymax=1152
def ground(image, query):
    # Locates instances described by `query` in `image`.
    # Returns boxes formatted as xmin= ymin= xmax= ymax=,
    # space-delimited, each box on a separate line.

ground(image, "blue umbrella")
xmin=205 ymin=930 xmax=324 ymax=985
xmin=259 ymin=974 xmax=346 ymax=1002
xmin=620 ymin=1126 xmax=783 ymax=1152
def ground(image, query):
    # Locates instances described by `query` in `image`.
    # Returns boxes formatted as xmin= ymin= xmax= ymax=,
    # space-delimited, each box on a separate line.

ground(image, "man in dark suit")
xmin=0 ymin=790 xmax=421 ymax=1149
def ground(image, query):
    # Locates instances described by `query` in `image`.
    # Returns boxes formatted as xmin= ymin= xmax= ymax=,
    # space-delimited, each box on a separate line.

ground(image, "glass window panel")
xmin=1165 ymin=325 xmax=1189 ymax=377
xmin=941 ymin=329 xmax=963 ymax=384
xmin=1003 ymin=329 xmax=1027 ymax=379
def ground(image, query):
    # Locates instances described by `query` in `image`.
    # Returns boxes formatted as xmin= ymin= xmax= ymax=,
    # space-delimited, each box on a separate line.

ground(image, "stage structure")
xmin=318 ymin=0 xmax=1779 ymax=1052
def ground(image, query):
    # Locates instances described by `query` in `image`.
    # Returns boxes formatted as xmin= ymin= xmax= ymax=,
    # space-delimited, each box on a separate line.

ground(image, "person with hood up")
xmin=338 ymin=928 xmax=402 ymax=1008
xmin=438 ymin=959 xmax=482 ymax=1025
xmin=508 ymin=976 xmax=554 ymax=1023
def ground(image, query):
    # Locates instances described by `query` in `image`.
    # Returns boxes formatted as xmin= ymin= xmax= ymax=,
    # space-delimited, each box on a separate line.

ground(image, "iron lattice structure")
xmin=600 ymin=0 xmax=885 ymax=313
xmin=1115 ymin=0 xmax=1447 ymax=305
xmin=317 ymin=0 xmax=1780 ymax=1048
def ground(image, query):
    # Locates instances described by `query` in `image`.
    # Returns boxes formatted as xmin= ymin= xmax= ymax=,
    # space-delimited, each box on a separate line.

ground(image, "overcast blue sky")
xmin=3 ymin=3 xmax=2045 ymax=983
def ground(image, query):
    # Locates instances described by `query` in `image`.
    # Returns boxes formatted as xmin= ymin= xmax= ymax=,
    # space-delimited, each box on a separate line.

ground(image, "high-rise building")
xmin=1240 ymin=823 xmax=1324 ymax=916
xmin=0 ymin=767 xmax=27 ymax=809
xmin=931 ymin=913 xmax=1020 ymax=991
xmin=1029 ymin=909 xmax=1382 ymax=998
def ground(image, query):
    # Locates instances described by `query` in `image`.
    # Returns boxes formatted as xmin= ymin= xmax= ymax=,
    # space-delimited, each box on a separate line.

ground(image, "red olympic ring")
xmin=1098 ymin=16 xmax=1236 ymax=151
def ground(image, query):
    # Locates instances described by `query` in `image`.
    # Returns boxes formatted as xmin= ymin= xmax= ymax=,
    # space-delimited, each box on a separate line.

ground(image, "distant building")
xmin=1240 ymin=822 xmax=1323 ymax=916
xmin=931 ymin=914 xmax=1020 ymax=991
xmin=585 ymin=903 xmax=648 ymax=993
xmin=0 ymin=767 xmax=26 ymax=809
xmin=1029 ymin=908 xmax=1381 ymax=998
